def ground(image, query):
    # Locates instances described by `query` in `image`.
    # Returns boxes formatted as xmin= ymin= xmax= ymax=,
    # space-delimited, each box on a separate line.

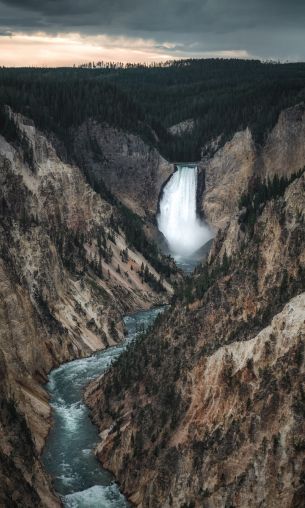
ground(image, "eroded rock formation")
xmin=202 ymin=103 xmax=305 ymax=231
xmin=72 ymin=120 xmax=173 ymax=217
xmin=86 ymin=110 xmax=305 ymax=507
xmin=0 ymin=109 xmax=172 ymax=506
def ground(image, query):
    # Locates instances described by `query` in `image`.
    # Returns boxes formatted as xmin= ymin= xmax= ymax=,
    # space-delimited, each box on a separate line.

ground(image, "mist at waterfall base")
xmin=158 ymin=165 xmax=213 ymax=271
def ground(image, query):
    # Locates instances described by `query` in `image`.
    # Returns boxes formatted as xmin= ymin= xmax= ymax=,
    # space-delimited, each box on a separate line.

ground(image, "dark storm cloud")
xmin=1 ymin=0 xmax=305 ymax=59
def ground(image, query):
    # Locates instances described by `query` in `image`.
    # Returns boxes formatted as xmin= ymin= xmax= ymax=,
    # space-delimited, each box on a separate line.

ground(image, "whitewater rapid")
xmin=157 ymin=165 xmax=212 ymax=259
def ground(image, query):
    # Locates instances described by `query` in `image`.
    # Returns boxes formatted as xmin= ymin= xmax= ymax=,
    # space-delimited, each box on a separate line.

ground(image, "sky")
xmin=1 ymin=0 xmax=305 ymax=66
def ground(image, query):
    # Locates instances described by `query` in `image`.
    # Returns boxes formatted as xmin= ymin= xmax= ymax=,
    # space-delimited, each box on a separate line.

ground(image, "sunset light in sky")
xmin=0 ymin=32 xmax=250 ymax=67
xmin=1 ymin=0 xmax=305 ymax=66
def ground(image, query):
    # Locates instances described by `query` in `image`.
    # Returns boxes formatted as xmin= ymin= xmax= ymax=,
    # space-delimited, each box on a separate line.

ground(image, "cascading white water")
xmin=157 ymin=165 xmax=212 ymax=258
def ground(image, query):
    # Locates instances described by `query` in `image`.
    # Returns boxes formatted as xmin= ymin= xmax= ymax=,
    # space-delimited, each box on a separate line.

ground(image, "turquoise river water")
xmin=42 ymin=306 xmax=164 ymax=508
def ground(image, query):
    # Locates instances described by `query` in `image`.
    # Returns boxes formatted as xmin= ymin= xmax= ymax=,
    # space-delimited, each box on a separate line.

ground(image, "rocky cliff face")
xmin=168 ymin=119 xmax=195 ymax=136
xmin=0 ymin=109 xmax=172 ymax=506
xmin=202 ymin=103 xmax=305 ymax=231
xmin=201 ymin=128 xmax=255 ymax=230
xmin=72 ymin=120 xmax=173 ymax=218
xmin=261 ymin=103 xmax=305 ymax=179
xmin=86 ymin=162 xmax=305 ymax=507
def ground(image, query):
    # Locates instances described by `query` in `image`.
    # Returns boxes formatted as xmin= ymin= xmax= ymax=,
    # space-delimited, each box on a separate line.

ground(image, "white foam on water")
xmin=58 ymin=474 xmax=77 ymax=487
xmin=52 ymin=400 xmax=86 ymax=432
xmin=64 ymin=484 xmax=128 ymax=508
xmin=81 ymin=448 xmax=92 ymax=456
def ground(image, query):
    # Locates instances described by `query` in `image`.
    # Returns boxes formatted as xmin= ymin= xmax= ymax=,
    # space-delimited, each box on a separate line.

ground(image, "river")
xmin=42 ymin=306 xmax=164 ymax=508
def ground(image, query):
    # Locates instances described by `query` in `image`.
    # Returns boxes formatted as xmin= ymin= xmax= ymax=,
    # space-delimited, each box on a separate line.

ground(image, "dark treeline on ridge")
xmin=1 ymin=59 xmax=305 ymax=161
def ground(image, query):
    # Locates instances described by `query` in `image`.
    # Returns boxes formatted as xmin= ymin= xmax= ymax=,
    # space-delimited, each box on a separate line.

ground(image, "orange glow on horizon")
xmin=0 ymin=32 xmax=250 ymax=67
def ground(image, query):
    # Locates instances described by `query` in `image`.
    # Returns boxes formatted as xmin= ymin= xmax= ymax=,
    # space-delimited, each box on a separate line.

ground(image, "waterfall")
xmin=157 ymin=165 xmax=212 ymax=258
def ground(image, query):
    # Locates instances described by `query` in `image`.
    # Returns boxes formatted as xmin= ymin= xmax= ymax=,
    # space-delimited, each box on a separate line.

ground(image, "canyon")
xmin=86 ymin=103 xmax=305 ymax=507
xmin=0 ymin=108 xmax=173 ymax=506
xmin=1 ymin=99 xmax=305 ymax=507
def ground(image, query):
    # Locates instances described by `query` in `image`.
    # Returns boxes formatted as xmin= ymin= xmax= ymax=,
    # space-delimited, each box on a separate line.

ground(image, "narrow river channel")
xmin=42 ymin=306 xmax=164 ymax=507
